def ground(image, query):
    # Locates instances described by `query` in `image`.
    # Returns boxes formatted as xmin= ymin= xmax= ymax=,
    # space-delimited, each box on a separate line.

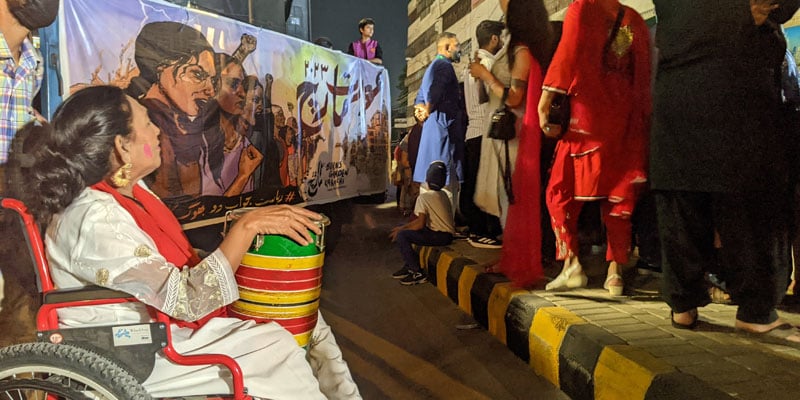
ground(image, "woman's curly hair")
xmin=8 ymin=85 xmax=133 ymax=225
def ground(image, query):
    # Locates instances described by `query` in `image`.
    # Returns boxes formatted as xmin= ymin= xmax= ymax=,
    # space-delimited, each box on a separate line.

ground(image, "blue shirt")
xmin=0 ymin=33 xmax=43 ymax=164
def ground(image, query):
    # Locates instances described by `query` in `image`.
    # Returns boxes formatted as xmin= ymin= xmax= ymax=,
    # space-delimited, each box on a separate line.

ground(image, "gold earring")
xmin=110 ymin=162 xmax=133 ymax=188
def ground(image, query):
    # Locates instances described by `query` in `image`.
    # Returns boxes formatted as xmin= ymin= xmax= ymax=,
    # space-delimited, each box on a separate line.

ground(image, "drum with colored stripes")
xmin=225 ymin=208 xmax=330 ymax=347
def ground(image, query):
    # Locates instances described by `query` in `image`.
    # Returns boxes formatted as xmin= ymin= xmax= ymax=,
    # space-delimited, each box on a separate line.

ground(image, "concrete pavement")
xmin=413 ymin=240 xmax=800 ymax=400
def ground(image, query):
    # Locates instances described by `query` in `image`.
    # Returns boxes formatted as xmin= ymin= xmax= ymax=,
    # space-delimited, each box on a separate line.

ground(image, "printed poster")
xmin=58 ymin=0 xmax=391 ymax=226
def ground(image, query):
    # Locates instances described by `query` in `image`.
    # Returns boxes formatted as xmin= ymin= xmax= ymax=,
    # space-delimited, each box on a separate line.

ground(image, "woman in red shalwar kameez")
xmin=538 ymin=0 xmax=651 ymax=295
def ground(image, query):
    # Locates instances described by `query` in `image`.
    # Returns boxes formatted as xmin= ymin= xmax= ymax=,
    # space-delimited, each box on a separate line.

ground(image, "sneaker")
xmin=391 ymin=267 xmax=411 ymax=279
xmin=400 ymin=271 xmax=427 ymax=286
xmin=453 ymin=231 xmax=469 ymax=240
xmin=468 ymin=235 xmax=503 ymax=249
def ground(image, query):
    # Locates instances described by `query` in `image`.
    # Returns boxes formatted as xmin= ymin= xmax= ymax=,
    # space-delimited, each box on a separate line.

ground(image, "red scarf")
xmin=91 ymin=181 xmax=226 ymax=329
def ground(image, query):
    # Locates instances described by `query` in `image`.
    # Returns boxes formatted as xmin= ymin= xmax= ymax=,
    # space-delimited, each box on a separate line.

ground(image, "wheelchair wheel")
xmin=0 ymin=342 xmax=152 ymax=400
xmin=0 ymin=378 xmax=91 ymax=399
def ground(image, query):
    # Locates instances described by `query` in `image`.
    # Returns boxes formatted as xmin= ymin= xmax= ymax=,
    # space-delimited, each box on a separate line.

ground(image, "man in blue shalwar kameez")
xmin=413 ymin=32 xmax=467 ymax=195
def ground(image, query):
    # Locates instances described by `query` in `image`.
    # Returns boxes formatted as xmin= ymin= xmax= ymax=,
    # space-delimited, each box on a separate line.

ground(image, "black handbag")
xmin=488 ymin=88 xmax=516 ymax=140
xmin=485 ymin=88 xmax=516 ymax=203
xmin=547 ymin=92 xmax=571 ymax=137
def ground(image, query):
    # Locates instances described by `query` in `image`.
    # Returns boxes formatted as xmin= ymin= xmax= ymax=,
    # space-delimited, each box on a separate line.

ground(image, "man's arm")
xmin=426 ymin=61 xmax=453 ymax=113
xmin=389 ymin=213 xmax=427 ymax=241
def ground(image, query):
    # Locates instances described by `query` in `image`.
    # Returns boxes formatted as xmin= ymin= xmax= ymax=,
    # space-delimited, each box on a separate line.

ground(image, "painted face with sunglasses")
xmin=157 ymin=50 xmax=217 ymax=118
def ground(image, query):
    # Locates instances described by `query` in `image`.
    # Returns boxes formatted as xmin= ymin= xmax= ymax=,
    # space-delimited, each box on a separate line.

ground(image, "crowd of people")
xmin=389 ymin=0 xmax=800 ymax=342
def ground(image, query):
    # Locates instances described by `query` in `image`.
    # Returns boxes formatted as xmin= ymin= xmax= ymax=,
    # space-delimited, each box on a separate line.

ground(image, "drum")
xmin=224 ymin=208 xmax=330 ymax=347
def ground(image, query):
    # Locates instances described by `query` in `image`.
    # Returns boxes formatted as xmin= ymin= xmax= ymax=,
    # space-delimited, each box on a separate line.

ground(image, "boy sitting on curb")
xmin=389 ymin=161 xmax=455 ymax=285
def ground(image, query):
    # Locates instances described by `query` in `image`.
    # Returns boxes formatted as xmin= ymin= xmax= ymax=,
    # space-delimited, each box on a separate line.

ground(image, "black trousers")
xmin=654 ymin=190 xmax=791 ymax=324
xmin=459 ymin=136 xmax=501 ymax=238
xmin=632 ymin=190 xmax=661 ymax=270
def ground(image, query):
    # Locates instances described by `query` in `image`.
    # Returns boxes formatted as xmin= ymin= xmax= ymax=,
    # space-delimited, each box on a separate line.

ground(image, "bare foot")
xmin=672 ymin=309 xmax=698 ymax=327
xmin=735 ymin=318 xmax=790 ymax=333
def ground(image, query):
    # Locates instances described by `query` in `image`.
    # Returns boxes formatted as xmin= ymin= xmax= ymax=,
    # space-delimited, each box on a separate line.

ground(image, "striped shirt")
xmin=462 ymin=49 xmax=497 ymax=141
xmin=0 ymin=34 xmax=43 ymax=164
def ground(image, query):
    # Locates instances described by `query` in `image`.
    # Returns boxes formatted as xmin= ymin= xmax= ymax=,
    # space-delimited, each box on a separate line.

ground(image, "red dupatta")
xmin=91 ymin=181 xmax=226 ymax=329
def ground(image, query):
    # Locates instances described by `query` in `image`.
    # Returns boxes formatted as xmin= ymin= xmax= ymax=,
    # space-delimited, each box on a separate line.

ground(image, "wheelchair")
xmin=0 ymin=197 xmax=251 ymax=400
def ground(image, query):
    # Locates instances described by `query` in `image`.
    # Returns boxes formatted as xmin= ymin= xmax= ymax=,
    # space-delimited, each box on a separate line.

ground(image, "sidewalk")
xmin=414 ymin=240 xmax=800 ymax=400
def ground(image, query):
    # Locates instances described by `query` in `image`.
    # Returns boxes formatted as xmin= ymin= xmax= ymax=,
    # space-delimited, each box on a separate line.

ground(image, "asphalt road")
xmin=314 ymin=199 xmax=568 ymax=400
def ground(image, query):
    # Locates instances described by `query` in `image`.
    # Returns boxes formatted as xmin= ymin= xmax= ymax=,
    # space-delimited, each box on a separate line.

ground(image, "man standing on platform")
xmin=413 ymin=32 xmax=467 ymax=210
xmin=461 ymin=20 xmax=504 ymax=249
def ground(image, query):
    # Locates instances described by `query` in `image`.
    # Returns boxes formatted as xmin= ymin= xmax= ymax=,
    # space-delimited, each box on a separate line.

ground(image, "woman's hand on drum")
xmin=219 ymin=205 xmax=322 ymax=272
xmin=239 ymin=205 xmax=322 ymax=246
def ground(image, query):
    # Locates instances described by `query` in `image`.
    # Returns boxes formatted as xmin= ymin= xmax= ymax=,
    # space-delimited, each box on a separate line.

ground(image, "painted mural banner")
xmin=58 ymin=0 xmax=391 ymax=225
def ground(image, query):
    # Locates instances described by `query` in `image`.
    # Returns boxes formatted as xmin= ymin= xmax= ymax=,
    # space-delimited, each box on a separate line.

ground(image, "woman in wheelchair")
xmin=7 ymin=85 xmax=360 ymax=399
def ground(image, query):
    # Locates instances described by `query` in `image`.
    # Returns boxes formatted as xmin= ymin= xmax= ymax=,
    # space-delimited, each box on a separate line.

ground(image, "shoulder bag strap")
xmin=602 ymin=6 xmax=626 ymax=69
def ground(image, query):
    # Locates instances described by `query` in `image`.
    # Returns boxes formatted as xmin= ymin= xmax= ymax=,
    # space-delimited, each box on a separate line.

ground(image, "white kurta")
xmin=474 ymin=43 xmax=520 ymax=226
xmin=46 ymin=186 xmax=361 ymax=399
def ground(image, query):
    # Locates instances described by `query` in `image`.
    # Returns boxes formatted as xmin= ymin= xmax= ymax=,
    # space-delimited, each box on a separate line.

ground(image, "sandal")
xmin=671 ymin=309 xmax=699 ymax=330
xmin=545 ymin=263 xmax=588 ymax=291
xmin=603 ymin=273 xmax=624 ymax=296
xmin=709 ymin=286 xmax=732 ymax=304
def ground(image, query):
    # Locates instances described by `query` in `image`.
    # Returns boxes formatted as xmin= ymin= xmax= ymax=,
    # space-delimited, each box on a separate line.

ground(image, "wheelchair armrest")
xmin=43 ymin=285 xmax=133 ymax=304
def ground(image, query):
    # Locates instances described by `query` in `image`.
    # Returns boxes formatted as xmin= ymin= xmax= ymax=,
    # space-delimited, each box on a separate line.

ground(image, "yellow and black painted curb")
xmin=416 ymin=245 xmax=732 ymax=400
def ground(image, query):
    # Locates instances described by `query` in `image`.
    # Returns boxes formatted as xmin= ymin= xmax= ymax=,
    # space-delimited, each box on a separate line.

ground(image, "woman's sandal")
xmin=545 ymin=263 xmax=588 ymax=291
xmin=709 ymin=286 xmax=732 ymax=304
xmin=603 ymin=273 xmax=624 ymax=296
xmin=671 ymin=309 xmax=699 ymax=330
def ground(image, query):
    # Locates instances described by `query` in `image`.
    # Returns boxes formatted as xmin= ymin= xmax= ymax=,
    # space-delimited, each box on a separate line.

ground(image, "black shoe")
xmin=400 ymin=271 xmax=427 ymax=286
xmin=468 ymin=235 xmax=503 ymax=249
xmin=391 ymin=267 xmax=411 ymax=279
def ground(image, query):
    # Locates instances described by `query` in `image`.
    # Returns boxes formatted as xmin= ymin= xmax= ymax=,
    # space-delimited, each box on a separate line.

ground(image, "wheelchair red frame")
xmin=1 ymin=197 xmax=251 ymax=400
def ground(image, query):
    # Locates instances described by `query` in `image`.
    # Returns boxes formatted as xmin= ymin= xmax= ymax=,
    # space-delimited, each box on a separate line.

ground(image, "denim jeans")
xmin=396 ymin=227 xmax=453 ymax=272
